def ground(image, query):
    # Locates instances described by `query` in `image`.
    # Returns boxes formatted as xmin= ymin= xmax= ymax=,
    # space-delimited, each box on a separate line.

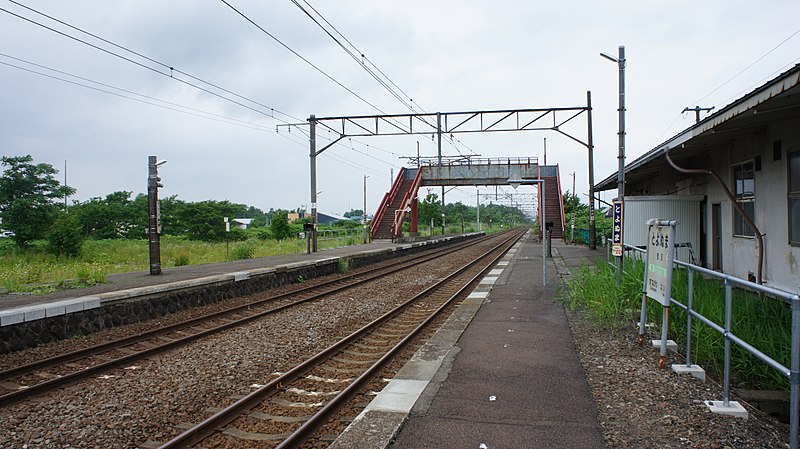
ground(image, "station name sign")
xmin=645 ymin=219 xmax=677 ymax=306
xmin=612 ymin=200 xmax=623 ymax=257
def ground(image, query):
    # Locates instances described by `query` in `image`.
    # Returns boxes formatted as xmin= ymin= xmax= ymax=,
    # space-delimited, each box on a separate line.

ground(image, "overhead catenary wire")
xmin=220 ymin=0 xmax=394 ymax=118
xmin=289 ymin=0 xmax=416 ymax=113
xmin=0 ymin=59 xmax=281 ymax=133
xmin=286 ymin=0 xmax=476 ymax=157
xmin=0 ymin=52 xmax=278 ymax=133
xmin=1 ymin=1 xmax=299 ymax=123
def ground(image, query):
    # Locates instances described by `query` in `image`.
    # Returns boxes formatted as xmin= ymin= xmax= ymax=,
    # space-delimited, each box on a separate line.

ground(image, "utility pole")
xmin=147 ymin=156 xmax=166 ymax=275
xmin=309 ymin=115 xmax=318 ymax=252
xmin=64 ymin=160 xmax=68 ymax=207
xmin=683 ymin=106 xmax=715 ymax=124
xmin=363 ymin=175 xmax=369 ymax=243
xmin=570 ymin=171 xmax=576 ymax=243
xmin=586 ymin=91 xmax=596 ymax=250
xmin=438 ymin=112 xmax=445 ymax=236
xmin=477 ymin=188 xmax=481 ymax=231
xmin=543 ymin=137 xmax=547 ymax=165
xmin=601 ymin=46 xmax=626 ymax=260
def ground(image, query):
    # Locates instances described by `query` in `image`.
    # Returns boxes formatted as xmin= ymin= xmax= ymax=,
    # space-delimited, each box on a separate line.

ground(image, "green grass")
xmin=0 ymin=231 xmax=363 ymax=294
xmin=563 ymin=257 xmax=792 ymax=391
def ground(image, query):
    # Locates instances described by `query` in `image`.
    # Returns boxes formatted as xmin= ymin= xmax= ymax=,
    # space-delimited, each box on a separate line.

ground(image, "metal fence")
xmin=316 ymin=228 xmax=364 ymax=250
xmin=615 ymin=242 xmax=799 ymax=449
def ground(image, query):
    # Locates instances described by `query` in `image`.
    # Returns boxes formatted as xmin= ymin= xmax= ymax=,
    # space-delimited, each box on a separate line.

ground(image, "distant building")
xmin=317 ymin=212 xmax=349 ymax=225
xmin=287 ymin=213 xmax=301 ymax=223
xmin=231 ymin=218 xmax=252 ymax=230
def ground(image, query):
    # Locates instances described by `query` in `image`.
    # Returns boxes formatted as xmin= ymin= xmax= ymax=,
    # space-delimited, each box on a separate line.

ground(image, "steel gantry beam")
xmin=279 ymin=92 xmax=597 ymax=252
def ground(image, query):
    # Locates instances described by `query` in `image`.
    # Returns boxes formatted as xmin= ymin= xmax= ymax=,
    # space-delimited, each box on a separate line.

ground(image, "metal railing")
xmin=618 ymin=242 xmax=799 ymax=449
xmin=316 ymin=229 xmax=363 ymax=250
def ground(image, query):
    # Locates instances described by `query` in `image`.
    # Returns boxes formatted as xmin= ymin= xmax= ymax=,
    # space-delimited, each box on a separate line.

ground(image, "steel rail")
xmin=157 ymin=228 xmax=525 ymax=448
xmin=0 ymin=234 xmax=492 ymax=407
xmin=275 ymin=230 xmax=525 ymax=449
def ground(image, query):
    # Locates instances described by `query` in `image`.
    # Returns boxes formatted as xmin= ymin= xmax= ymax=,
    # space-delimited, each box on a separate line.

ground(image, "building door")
xmin=712 ymin=203 xmax=722 ymax=270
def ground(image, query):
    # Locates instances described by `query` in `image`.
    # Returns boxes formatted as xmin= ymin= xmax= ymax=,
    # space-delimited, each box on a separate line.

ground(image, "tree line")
xmin=2 ymin=155 xmax=601 ymax=257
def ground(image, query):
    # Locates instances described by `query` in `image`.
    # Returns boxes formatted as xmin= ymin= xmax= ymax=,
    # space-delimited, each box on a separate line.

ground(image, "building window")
xmin=732 ymin=161 xmax=755 ymax=237
xmin=790 ymin=149 xmax=800 ymax=244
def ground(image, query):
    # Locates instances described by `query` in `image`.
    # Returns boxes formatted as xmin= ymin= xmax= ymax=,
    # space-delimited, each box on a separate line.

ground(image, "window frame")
xmin=789 ymin=148 xmax=800 ymax=245
xmin=732 ymin=160 xmax=755 ymax=238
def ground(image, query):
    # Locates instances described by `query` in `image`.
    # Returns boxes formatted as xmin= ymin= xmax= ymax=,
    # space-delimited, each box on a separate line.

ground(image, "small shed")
xmin=623 ymin=195 xmax=703 ymax=264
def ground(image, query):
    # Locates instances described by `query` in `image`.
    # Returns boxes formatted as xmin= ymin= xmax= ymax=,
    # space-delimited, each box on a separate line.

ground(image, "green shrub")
xmin=173 ymin=254 xmax=191 ymax=266
xmin=230 ymin=241 xmax=255 ymax=260
xmin=46 ymin=213 xmax=84 ymax=258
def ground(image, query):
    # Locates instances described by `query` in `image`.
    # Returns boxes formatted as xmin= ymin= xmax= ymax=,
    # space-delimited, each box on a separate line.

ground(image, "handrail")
xmin=371 ymin=168 xmax=406 ymax=237
xmin=622 ymin=242 xmax=799 ymax=449
xmin=392 ymin=167 xmax=424 ymax=240
xmin=555 ymin=164 xmax=566 ymax=241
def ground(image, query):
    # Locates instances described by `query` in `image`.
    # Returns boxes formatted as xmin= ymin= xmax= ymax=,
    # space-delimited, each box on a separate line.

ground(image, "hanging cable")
xmin=1 ymin=1 xmax=298 ymax=123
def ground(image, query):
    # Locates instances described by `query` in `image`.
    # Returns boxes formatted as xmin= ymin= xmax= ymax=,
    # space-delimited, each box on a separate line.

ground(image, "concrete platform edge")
xmin=329 ymin=259 xmax=498 ymax=449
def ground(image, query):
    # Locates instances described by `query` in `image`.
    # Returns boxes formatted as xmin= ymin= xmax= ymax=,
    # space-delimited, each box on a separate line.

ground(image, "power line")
xmin=648 ymin=28 xmax=800 ymax=150
xmin=289 ymin=0 xmax=416 ymax=112
xmin=2 ymin=1 xmax=299 ymax=123
xmin=220 ymin=0 xmax=393 ymax=117
xmin=0 ymin=58 xmax=279 ymax=133
xmin=0 ymin=52 xmax=278 ymax=132
xmin=690 ymin=27 xmax=800 ymax=106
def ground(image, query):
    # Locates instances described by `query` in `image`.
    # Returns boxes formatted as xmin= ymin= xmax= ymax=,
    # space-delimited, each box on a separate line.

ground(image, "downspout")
xmin=664 ymin=148 xmax=763 ymax=284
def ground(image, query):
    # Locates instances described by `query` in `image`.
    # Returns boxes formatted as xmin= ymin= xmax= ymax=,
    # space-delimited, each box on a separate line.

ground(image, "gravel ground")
xmin=0 ymin=237 xmax=502 ymax=449
xmin=565 ymin=307 xmax=791 ymax=448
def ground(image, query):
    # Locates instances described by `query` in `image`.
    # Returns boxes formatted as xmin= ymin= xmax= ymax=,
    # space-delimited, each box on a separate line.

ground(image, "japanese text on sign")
xmin=612 ymin=200 xmax=624 ymax=257
xmin=646 ymin=220 xmax=676 ymax=306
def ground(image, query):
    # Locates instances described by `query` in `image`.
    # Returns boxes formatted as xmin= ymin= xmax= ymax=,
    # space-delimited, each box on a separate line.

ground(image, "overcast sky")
xmin=1 ymin=0 xmax=798 ymax=217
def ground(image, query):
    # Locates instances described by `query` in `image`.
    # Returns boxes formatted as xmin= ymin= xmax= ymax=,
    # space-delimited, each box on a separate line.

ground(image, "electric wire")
xmin=2 ymin=1 xmax=299 ymax=123
xmin=289 ymin=0 xmax=415 ymax=112
xmin=219 ymin=0 xmax=392 ymax=118
xmin=0 ymin=59 xmax=278 ymax=133
xmin=286 ymin=0 xmax=476 ymax=157
xmin=648 ymin=28 xmax=800 ymax=149
xmin=689 ymin=27 xmax=800 ymax=107
xmin=0 ymin=52 xmax=277 ymax=133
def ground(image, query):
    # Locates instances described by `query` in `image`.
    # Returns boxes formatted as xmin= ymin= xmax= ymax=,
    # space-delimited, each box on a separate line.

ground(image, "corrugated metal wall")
xmin=623 ymin=195 xmax=703 ymax=263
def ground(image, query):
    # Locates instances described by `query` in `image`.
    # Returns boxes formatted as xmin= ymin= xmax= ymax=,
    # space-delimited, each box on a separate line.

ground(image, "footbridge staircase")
xmin=371 ymin=158 xmax=566 ymax=241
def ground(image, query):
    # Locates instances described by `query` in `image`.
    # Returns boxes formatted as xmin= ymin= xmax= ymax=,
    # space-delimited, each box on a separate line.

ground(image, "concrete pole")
xmin=363 ymin=175 xmax=368 ymax=244
xmin=587 ymin=91 xmax=596 ymax=250
xmin=477 ymin=188 xmax=481 ymax=231
xmin=571 ymin=171 xmax=576 ymax=243
xmin=147 ymin=156 xmax=162 ymax=275
xmin=438 ymin=112 xmax=445 ymax=236
xmin=309 ymin=115 xmax=318 ymax=252
xmin=617 ymin=45 xmax=626 ymax=272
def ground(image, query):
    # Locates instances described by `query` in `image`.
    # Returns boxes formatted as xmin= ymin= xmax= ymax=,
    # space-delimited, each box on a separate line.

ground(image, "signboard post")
xmin=643 ymin=218 xmax=678 ymax=368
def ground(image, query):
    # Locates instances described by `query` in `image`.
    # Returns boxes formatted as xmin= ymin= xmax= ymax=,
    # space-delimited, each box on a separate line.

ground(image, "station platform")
xmin=0 ymin=235 xmax=473 ymax=331
xmin=0 ymin=239 xmax=396 ymax=312
xmin=331 ymin=232 xmax=607 ymax=449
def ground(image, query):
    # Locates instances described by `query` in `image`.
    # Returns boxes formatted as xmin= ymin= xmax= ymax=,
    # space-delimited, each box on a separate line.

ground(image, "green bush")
xmin=230 ymin=241 xmax=255 ymax=260
xmin=173 ymin=254 xmax=191 ymax=266
xmin=46 ymin=213 xmax=84 ymax=258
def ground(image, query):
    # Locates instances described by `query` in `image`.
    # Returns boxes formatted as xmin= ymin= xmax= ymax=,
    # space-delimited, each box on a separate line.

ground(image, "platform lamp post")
xmin=147 ymin=156 xmax=167 ymax=275
xmin=509 ymin=177 xmax=546 ymax=286
xmin=601 ymin=45 xmax=626 ymax=276
xmin=363 ymin=175 xmax=369 ymax=244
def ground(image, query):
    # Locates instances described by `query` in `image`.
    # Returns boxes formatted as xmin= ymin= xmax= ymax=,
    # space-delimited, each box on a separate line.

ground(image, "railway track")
xmin=157 ymin=228 xmax=526 ymax=448
xmin=0 ymin=233 xmax=498 ymax=408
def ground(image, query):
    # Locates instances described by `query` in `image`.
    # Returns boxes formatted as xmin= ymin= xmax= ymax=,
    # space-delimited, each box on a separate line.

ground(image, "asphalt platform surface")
xmin=386 ymin=235 xmax=607 ymax=449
